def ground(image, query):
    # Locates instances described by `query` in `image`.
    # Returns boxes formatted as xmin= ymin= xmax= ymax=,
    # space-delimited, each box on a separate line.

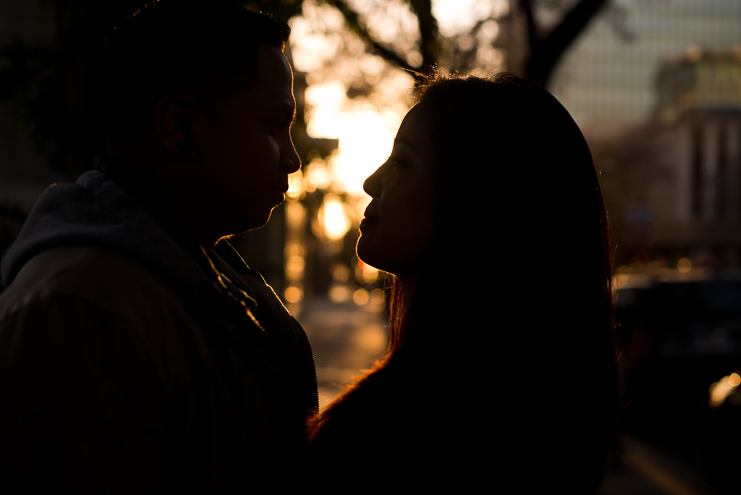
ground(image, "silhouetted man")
xmin=0 ymin=1 xmax=317 ymax=492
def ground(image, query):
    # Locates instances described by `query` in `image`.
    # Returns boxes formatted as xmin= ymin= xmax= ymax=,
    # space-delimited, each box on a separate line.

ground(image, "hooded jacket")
xmin=0 ymin=166 xmax=318 ymax=493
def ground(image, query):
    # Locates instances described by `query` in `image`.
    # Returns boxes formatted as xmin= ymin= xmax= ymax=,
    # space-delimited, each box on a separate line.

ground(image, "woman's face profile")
xmin=357 ymin=105 xmax=436 ymax=278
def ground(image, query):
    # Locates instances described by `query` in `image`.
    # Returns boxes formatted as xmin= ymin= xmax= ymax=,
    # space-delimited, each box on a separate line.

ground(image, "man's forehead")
xmin=240 ymin=45 xmax=294 ymax=109
xmin=255 ymin=45 xmax=293 ymax=87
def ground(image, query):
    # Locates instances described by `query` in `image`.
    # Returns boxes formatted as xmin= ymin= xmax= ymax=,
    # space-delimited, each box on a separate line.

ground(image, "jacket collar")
xmin=1 ymin=158 xmax=257 ymax=314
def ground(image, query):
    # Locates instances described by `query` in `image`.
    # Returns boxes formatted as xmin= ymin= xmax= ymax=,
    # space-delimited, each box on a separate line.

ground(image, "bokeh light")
xmin=677 ymin=258 xmax=692 ymax=274
xmin=320 ymin=194 xmax=351 ymax=241
xmin=433 ymin=0 xmax=508 ymax=37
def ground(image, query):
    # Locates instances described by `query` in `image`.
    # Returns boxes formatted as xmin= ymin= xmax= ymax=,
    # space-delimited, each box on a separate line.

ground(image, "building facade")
xmin=612 ymin=49 xmax=741 ymax=266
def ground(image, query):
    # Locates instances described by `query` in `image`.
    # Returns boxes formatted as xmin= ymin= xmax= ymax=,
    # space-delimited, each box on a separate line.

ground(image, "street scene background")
xmin=2 ymin=1 xmax=741 ymax=493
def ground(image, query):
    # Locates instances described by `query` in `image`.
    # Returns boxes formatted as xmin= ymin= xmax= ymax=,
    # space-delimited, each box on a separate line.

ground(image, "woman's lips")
xmin=360 ymin=216 xmax=379 ymax=228
xmin=361 ymin=212 xmax=379 ymax=223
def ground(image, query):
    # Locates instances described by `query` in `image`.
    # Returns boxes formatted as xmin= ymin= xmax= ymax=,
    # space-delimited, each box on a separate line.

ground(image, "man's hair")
xmin=99 ymin=0 xmax=290 ymax=153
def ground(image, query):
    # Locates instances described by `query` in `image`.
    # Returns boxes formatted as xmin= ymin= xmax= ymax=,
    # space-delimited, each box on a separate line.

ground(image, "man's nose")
xmin=282 ymin=139 xmax=301 ymax=174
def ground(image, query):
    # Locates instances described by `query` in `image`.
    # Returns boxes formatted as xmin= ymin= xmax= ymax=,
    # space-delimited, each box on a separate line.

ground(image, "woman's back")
xmin=311 ymin=345 xmax=612 ymax=492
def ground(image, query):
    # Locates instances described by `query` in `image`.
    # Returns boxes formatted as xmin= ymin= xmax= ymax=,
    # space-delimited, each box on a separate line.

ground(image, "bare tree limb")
xmin=323 ymin=0 xmax=610 ymax=90
xmin=327 ymin=0 xmax=418 ymax=73
xmin=519 ymin=0 xmax=537 ymax=60
xmin=445 ymin=18 xmax=491 ymax=74
xmin=408 ymin=0 xmax=439 ymax=72
xmin=526 ymin=0 xmax=610 ymax=87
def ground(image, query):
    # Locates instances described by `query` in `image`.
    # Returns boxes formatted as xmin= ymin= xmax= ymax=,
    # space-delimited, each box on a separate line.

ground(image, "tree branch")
xmin=526 ymin=0 xmax=610 ymax=87
xmin=519 ymin=0 xmax=537 ymax=58
xmin=408 ymin=0 xmax=439 ymax=72
xmin=328 ymin=0 xmax=418 ymax=73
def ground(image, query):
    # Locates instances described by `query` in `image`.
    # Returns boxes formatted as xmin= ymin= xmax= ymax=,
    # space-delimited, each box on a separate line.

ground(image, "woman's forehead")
xmin=397 ymin=105 xmax=430 ymax=139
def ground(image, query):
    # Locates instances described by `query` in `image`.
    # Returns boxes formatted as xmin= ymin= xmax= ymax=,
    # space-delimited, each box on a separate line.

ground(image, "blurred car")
xmin=614 ymin=268 xmax=741 ymax=494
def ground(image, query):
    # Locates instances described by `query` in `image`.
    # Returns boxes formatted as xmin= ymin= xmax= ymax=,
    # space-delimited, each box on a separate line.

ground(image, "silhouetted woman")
xmin=309 ymin=73 xmax=619 ymax=493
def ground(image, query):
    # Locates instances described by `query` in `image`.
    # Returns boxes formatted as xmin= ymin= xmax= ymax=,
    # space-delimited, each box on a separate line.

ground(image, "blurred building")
xmin=550 ymin=0 xmax=741 ymax=140
xmin=545 ymin=0 xmax=741 ymax=267
xmin=654 ymin=48 xmax=741 ymax=224
xmin=610 ymin=48 xmax=741 ymax=265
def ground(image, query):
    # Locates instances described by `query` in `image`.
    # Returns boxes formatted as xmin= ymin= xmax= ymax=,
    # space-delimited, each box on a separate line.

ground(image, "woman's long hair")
xmin=310 ymin=73 xmax=618 ymax=492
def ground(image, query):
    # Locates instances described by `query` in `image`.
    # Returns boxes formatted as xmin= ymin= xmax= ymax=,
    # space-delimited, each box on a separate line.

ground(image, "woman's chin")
xmin=356 ymin=236 xmax=382 ymax=271
xmin=355 ymin=237 xmax=371 ymax=263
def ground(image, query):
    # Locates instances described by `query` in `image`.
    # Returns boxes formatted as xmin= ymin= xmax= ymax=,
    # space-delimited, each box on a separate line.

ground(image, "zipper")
xmin=299 ymin=323 xmax=320 ymax=412
xmin=202 ymin=247 xmax=319 ymax=420
xmin=200 ymin=246 xmax=270 ymax=337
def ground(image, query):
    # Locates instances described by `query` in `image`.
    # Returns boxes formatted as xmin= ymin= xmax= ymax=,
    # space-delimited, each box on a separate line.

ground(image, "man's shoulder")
xmin=0 ymin=245 xmax=189 ymax=328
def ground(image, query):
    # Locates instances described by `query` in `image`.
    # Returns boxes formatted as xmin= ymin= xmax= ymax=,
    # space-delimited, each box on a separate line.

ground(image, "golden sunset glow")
xmin=301 ymin=79 xmax=407 ymax=200
xmin=288 ymin=1 xmax=510 ymax=244
xmin=320 ymin=194 xmax=351 ymax=241
xmin=356 ymin=259 xmax=379 ymax=284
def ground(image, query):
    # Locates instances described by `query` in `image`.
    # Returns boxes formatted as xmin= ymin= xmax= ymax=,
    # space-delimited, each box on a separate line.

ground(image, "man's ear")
xmin=156 ymin=93 xmax=199 ymax=159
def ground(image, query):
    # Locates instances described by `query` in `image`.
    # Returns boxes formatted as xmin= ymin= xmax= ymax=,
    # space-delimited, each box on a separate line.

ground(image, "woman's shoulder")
xmin=308 ymin=364 xmax=488 ymax=490
xmin=311 ymin=363 xmax=440 ymax=452
xmin=321 ymin=365 xmax=403 ymax=427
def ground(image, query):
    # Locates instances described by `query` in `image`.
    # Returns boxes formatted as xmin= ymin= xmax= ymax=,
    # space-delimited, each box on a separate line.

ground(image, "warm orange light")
xmin=286 ymin=255 xmax=305 ymax=281
xmin=284 ymin=285 xmax=303 ymax=304
xmin=330 ymin=110 xmax=397 ymax=196
xmin=286 ymin=202 xmax=305 ymax=228
xmin=286 ymin=171 xmax=304 ymax=201
xmin=353 ymin=288 xmax=370 ymax=305
xmin=284 ymin=240 xmax=304 ymax=259
xmin=332 ymin=263 xmax=350 ymax=283
xmin=709 ymin=373 xmax=741 ymax=408
xmin=433 ymin=0 xmax=508 ymax=37
xmin=730 ymin=373 xmax=741 ymax=387
xmin=677 ymin=258 xmax=692 ymax=273
xmin=329 ymin=284 xmax=351 ymax=303
xmin=370 ymin=288 xmax=385 ymax=305
xmin=321 ymin=194 xmax=351 ymax=241
xmin=352 ymin=324 xmax=387 ymax=352
xmin=357 ymin=259 xmax=380 ymax=284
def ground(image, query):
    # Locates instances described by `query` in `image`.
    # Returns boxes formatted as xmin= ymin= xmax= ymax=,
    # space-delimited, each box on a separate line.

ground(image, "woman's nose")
xmin=363 ymin=164 xmax=384 ymax=198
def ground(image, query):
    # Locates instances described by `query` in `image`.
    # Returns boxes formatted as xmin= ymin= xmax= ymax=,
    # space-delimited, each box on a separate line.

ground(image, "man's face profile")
xmin=194 ymin=43 xmax=300 ymax=235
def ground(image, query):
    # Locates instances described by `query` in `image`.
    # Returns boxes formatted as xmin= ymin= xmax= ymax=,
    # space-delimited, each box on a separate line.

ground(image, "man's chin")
xmin=213 ymin=204 xmax=277 ymax=242
xmin=241 ymin=209 xmax=274 ymax=233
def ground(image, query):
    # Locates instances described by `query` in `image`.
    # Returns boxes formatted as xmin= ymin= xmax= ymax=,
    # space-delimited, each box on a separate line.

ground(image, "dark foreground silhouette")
xmin=0 ymin=1 xmax=316 ymax=492
xmin=309 ymin=73 xmax=620 ymax=493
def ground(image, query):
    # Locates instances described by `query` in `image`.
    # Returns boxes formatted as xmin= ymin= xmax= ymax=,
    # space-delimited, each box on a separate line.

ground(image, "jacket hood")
xmin=1 ymin=169 xmax=209 ymax=291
